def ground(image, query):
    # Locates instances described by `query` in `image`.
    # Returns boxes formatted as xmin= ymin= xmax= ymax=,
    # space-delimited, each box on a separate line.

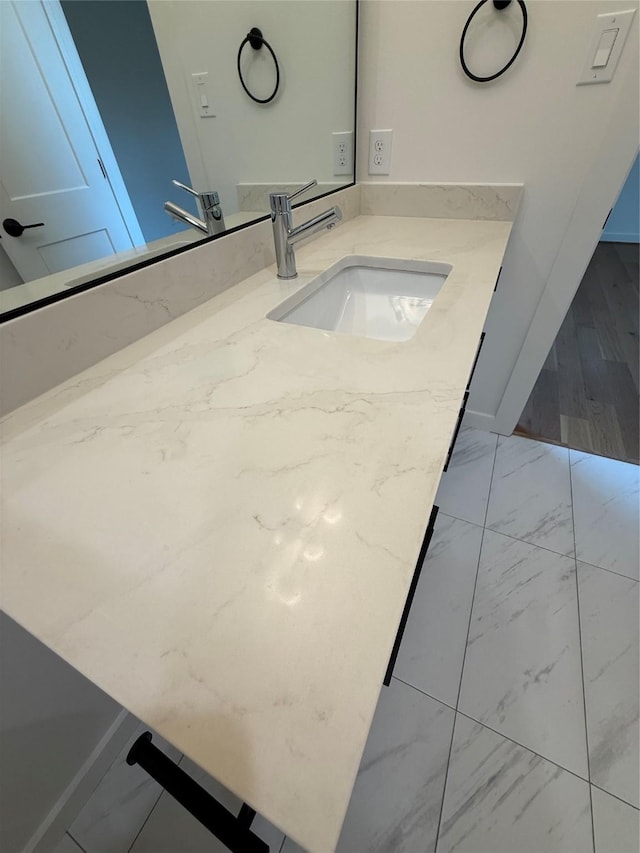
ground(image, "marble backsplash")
xmin=360 ymin=182 xmax=522 ymax=221
xmin=237 ymin=182 xmax=345 ymax=212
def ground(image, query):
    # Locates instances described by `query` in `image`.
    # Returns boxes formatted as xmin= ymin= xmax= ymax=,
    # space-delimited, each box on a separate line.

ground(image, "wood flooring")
xmin=516 ymin=241 xmax=639 ymax=465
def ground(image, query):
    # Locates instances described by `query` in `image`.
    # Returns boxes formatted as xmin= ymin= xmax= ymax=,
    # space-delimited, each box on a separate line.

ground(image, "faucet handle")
xmin=173 ymin=180 xmax=221 ymax=211
xmin=172 ymin=179 xmax=199 ymax=198
xmin=287 ymin=179 xmax=318 ymax=202
xmin=269 ymin=179 xmax=317 ymax=217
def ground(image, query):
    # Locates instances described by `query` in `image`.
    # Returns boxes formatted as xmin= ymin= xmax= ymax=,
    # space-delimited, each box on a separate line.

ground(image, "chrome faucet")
xmin=270 ymin=179 xmax=342 ymax=279
xmin=164 ymin=179 xmax=225 ymax=236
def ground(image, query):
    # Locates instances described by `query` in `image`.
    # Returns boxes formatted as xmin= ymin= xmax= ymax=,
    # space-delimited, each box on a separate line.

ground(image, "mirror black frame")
xmin=1 ymin=1 xmax=359 ymax=325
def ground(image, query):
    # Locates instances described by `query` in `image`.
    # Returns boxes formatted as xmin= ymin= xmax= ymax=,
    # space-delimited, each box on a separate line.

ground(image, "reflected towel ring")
xmin=460 ymin=0 xmax=528 ymax=83
xmin=237 ymin=27 xmax=280 ymax=104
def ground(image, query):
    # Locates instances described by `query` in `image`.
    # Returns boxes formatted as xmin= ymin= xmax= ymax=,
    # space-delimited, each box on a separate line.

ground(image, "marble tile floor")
xmin=55 ymin=430 xmax=639 ymax=853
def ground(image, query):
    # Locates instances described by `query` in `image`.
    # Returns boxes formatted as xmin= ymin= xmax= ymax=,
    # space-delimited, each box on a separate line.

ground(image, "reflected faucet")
xmin=164 ymin=179 xmax=225 ymax=236
xmin=269 ymin=179 xmax=342 ymax=279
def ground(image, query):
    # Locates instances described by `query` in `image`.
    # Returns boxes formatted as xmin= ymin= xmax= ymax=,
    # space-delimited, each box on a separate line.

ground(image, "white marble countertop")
xmin=0 ymin=213 xmax=513 ymax=852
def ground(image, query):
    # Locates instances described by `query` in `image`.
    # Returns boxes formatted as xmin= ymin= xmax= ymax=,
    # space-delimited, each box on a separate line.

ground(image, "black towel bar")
xmin=127 ymin=732 xmax=268 ymax=853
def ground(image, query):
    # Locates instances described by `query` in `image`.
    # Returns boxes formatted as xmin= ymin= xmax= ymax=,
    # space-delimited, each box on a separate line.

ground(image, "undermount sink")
xmin=267 ymin=256 xmax=451 ymax=342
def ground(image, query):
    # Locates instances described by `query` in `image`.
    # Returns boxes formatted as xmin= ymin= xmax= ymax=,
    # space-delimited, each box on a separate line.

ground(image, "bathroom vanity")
xmin=0 ymin=185 xmax=520 ymax=851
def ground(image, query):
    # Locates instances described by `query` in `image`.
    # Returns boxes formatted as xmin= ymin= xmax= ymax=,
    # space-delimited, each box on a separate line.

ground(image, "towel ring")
xmin=237 ymin=27 xmax=280 ymax=104
xmin=460 ymin=0 xmax=528 ymax=83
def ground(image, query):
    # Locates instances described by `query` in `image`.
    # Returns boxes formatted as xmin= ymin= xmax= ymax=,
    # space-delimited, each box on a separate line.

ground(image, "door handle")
xmin=3 ymin=218 xmax=45 ymax=237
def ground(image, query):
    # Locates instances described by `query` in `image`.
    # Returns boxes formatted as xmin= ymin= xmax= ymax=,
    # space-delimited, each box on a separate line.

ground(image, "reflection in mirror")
xmin=0 ymin=0 xmax=357 ymax=318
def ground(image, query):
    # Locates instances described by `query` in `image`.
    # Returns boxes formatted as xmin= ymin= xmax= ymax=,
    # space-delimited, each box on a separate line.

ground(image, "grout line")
xmin=574 ymin=557 xmax=639 ymax=584
xmin=433 ymin=711 xmax=459 ymax=853
xmin=441 ymin=480 xmax=579 ymax=566
xmin=433 ymin=430 xmax=499 ymax=851
xmin=483 ymin=525 xmax=576 ymax=561
xmin=454 ymin=707 xmax=591 ymax=786
xmin=569 ymin=458 xmax=597 ymax=853
xmin=456 ymin=428 xmax=499 ymax=709
xmin=590 ymin=782 xmax=640 ymax=812
xmin=396 ymin=673 xmax=627 ymax=797
xmin=389 ymin=668 xmax=630 ymax=803
xmin=126 ymin=781 xmax=168 ymax=853
xmin=438 ymin=510 xmax=484 ymax=531
xmin=66 ymin=832 xmax=88 ymax=853
xmin=391 ymin=676 xmax=457 ymax=713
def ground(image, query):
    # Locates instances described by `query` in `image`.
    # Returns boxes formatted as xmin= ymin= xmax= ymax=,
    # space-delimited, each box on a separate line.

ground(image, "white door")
xmin=0 ymin=0 xmax=140 ymax=282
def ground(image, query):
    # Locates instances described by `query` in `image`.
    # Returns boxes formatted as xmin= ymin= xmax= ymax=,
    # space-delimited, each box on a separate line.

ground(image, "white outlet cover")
xmin=368 ymin=129 xmax=393 ymax=175
xmin=332 ymin=131 xmax=353 ymax=176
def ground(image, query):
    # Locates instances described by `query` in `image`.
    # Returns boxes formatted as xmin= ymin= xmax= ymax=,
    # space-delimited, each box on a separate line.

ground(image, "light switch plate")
xmin=191 ymin=71 xmax=216 ymax=117
xmin=577 ymin=8 xmax=636 ymax=85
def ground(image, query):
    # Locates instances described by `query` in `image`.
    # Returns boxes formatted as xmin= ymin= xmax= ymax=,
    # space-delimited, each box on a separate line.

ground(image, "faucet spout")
xmin=269 ymin=180 xmax=342 ymax=279
xmin=164 ymin=201 xmax=208 ymax=235
xmin=288 ymin=206 xmax=342 ymax=246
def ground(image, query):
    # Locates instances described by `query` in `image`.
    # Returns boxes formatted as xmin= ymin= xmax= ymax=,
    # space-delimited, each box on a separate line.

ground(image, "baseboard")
xmin=462 ymin=409 xmax=497 ymax=433
xmin=23 ymin=709 xmax=139 ymax=853
xmin=465 ymin=408 xmax=518 ymax=437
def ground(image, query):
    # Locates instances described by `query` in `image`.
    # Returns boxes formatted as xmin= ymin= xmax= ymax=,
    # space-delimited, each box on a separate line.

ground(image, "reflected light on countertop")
xmin=266 ymin=493 xmax=341 ymax=607
xmin=278 ymin=588 xmax=302 ymax=607
xmin=303 ymin=544 xmax=324 ymax=562
xmin=323 ymin=507 xmax=343 ymax=525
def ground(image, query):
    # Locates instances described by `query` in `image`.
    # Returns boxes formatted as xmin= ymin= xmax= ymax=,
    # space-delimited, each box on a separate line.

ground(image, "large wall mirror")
xmin=0 ymin=0 xmax=357 ymax=319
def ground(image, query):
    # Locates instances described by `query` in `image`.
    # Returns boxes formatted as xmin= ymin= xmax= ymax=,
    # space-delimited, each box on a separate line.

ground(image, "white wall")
xmin=358 ymin=0 xmax=639 ymax=428
xmin=0 ymin=613 xmax=121 ymax=852
xmin=149 ymin=0 xmax=356 ymax=215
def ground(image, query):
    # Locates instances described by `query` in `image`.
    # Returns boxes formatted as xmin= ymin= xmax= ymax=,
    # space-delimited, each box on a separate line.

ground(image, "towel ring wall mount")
xmin=459 ymin=0 xmax=528 ymax=83
xmin=237 ymin=27 xmax=280 ymax=104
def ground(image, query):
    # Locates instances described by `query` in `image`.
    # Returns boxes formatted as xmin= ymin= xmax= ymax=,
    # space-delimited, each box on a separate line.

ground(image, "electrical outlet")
xmin=368 ymin=129 xmax=393 ymax=175
xmin=332 ymin=131 xmax=353 ymax=176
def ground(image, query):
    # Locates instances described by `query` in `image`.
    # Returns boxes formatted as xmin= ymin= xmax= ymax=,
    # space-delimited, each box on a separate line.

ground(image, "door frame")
xmin=43 ymin=0 xmax=144 ymax=247
xmin=491 ymin=59 xmax=640 ymax=437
